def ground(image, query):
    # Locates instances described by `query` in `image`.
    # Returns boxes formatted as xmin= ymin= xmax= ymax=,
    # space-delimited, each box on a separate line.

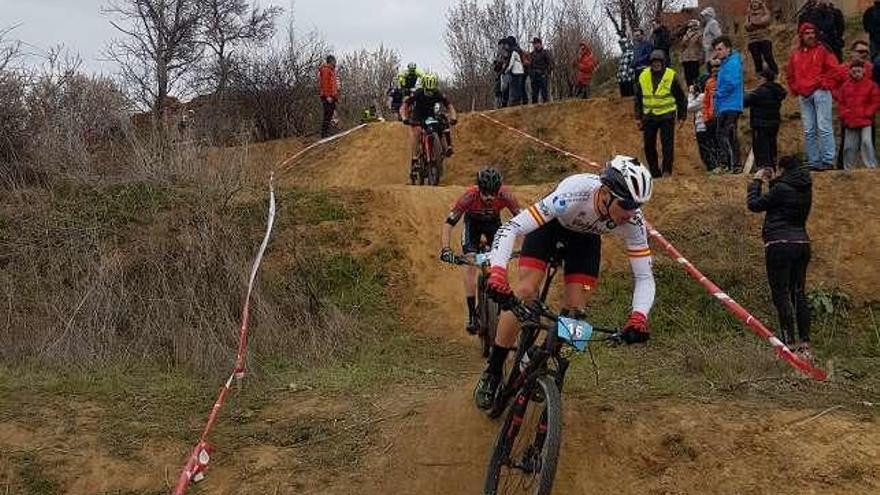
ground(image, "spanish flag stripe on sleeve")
xmin=527 ymin=204 xmax=546 ymax=226
xmin=627 ymin=248 xmax=652 ymax=258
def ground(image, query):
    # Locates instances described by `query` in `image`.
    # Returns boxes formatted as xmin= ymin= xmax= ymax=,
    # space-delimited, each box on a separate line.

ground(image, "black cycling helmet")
xmin=477 ymin=167 xmax=503 ymax=195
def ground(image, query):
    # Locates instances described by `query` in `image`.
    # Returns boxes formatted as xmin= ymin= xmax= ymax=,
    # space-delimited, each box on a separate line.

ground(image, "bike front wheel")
xmin=428 ymin=134 xmax=443 ymax=186
xmin=478 ymin=279 xmax=500 ymax=358
xmin=484 ymin=375 xmax=562 ymax=495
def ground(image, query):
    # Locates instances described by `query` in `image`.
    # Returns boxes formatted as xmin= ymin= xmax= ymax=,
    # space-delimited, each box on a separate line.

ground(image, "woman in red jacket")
xmin=574 ymin=42 xmax=596 ymax=99
xmin=834 ymin=60 xmax=880 ymax=169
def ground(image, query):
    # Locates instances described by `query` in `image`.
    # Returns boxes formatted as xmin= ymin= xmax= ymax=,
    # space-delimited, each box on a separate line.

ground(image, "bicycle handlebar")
xmin=506 ymin=297 xmax=623 ymax=345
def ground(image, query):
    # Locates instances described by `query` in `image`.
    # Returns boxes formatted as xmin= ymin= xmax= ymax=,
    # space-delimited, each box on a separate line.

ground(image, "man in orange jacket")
xmin=574 ymin=42 xmax=596 ymax=98
xmin=318 ymin=55 xmax=339 ymax=138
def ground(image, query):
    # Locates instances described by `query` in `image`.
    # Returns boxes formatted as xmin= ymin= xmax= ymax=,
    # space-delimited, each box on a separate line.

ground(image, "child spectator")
xmin=703 ymin=59 xmax=720 ymax=123
xmin=688 ymin=73 xmax=719 ymax=171
xmin=834 ymin=61 xmax=880 ymax=169
xmin=745 ymin=68 xmax=787 ymax=171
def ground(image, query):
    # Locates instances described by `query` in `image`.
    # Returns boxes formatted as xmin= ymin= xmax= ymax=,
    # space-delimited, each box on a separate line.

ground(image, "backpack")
xmin=520 ymin=50 xmax=531 ymax=68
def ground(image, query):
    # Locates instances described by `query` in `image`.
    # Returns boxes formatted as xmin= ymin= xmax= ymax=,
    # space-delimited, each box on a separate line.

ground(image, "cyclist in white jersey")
xmin=474 ymin=156 xmax=657 ymax=410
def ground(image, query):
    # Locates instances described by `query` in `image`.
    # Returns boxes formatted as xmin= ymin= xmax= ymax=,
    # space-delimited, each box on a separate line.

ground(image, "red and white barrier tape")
xmin=478 ymin=113 xmax=601 ymax=168
xmin=478 ymin=112 xmax=827 ymax=381
xmin=172 ymin=174 xmax=277 ymax=495
xmin=278 ymin=124 xmax=368 ymax=174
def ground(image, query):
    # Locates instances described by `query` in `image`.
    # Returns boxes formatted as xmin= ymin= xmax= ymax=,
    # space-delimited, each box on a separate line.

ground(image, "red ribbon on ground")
xmin=172 ymin=175 xmax=277 ymax=495
xmin=478 ymin=112 xmax=827 ymax=381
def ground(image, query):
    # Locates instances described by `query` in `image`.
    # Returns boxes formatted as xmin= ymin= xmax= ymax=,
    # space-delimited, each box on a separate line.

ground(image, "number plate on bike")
xmin=474 ymin=253 xmax=491 ymax=265
xmin=557 ymin=317 xmax=593 ymax=352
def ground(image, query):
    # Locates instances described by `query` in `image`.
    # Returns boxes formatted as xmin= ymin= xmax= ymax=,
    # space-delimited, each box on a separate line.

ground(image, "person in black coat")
xmin=799 ymin=0 xmax=845 ymax=61
xmin=651 ymin=18 xmax=672 ymax=62
xmin=863 ymin=0 xmax=880 ymax=60
xmin=744 ymin=68 xmax=787 ymax=171
xmin=747 ymin=155 xmax=813 ymax=360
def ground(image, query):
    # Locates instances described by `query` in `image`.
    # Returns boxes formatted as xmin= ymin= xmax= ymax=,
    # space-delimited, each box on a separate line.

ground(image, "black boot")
xmin=466 ymin=313 xmax=478 ymax=335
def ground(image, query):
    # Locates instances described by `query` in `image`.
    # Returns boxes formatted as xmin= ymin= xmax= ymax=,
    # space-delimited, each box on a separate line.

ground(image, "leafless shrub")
xmin=338 ymin=45 xmax=400 ymax=122
xmin=25 ymin=48 xmax=131 ymax=180
xmin=0 ymin=145 xmax=367 ymax=374
xmin=228 ymin=27 xmax=328 ymax=140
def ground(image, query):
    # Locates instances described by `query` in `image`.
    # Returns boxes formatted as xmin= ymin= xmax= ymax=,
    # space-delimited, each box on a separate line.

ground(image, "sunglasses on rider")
xmin=615 ymin=197 xmax=642 ymax=211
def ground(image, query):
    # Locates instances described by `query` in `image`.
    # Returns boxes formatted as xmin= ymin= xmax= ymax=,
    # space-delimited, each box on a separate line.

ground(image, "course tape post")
xmin=478 ymin=112 xmax=827 ymax=381
xmin=172 ymin=174 xmax=278 ymax=495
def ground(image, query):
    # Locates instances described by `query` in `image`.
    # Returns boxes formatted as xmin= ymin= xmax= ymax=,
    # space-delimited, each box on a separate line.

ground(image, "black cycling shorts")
xmin=518 ymin=219 xmax=601 ymax=288
xmin=461 ymin=217 xmax=501 ymax=254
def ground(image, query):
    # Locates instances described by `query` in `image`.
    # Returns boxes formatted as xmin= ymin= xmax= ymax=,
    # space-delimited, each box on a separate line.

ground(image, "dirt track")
xmin=3 ymin=102 xmax=879 ymax=494
xmin=269 ymin=107 xmax=880 ymax=494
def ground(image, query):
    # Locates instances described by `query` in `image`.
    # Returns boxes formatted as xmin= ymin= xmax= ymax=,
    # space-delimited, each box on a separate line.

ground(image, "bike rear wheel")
xmin=484 ymin=375 xmax=561 ymax=495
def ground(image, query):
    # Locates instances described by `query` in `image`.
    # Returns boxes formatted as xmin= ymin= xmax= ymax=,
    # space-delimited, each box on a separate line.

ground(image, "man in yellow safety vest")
xmin=634 ymin=50 xmax=688 ymax=177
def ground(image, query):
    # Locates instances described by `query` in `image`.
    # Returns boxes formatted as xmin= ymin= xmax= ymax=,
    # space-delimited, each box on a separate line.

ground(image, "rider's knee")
xmin=514 ymin=279 xmax=541 ymax=302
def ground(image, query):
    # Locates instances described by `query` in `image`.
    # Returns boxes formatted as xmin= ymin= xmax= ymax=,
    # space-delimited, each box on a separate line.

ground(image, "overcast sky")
xmin=1 ymin=0 xmax=456 ymax=76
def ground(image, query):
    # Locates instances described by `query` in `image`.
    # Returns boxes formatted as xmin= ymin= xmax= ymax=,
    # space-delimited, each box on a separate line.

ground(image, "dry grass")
xmin=0 ymin=129 xmax=392 ymax=375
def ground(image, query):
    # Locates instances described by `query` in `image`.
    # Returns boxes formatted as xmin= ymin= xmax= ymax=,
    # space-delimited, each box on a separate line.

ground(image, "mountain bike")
xmin=482 ymin=297 xmax=622 ymax=495
xmin=412 ymin=116 xmax=445 ymax=186
xmin=482 ymin=243 xmax=622 ymax=495
xmin=452 ymin=250 xmax=500 ymax=358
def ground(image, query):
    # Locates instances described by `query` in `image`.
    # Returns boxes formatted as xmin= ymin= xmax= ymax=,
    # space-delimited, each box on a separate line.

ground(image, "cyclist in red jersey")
xmin=440 ymin=167 xmax=521 ymax=333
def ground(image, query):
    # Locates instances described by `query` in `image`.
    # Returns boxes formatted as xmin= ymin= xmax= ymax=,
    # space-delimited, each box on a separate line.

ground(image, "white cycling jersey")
xmin=489 ymin=173 xmax=655 ymax=316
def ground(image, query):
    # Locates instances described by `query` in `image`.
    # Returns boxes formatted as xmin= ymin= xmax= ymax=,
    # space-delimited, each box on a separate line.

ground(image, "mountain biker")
xmin=400 ymin=74 xmax=458 ymax=182
xmin=473 ymin=156 xmax=657 ymax=410
xmin=398 ymin=62 xmax=426 ymax=96
xmin=440 ymin=167 xmax=522 ymax=334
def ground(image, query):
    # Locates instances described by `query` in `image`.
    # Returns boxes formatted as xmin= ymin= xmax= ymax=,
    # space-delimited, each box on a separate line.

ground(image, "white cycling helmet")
xmin=600 ymin=155 xmax=653 ymax=208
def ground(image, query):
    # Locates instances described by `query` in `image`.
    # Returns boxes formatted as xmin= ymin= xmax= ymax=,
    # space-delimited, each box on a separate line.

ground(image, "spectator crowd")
xmin=617 ymin=0 xmax=880 ymax=177
xmin=480 ymin=0 xmax=880 ymax=177
xmin=319 ymin=0 xmax=880 ymax=176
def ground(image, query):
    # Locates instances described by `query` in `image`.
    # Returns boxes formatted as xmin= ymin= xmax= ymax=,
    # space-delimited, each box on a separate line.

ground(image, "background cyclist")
xmin=440 ymin=167 xmax=521 ymax=334
xmin=400 ymin=74 xmax=458 ymax=180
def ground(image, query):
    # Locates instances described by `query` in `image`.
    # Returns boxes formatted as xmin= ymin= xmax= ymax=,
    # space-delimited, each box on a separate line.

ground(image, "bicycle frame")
xmin=420 ymin=129 xmax=435 ymax=163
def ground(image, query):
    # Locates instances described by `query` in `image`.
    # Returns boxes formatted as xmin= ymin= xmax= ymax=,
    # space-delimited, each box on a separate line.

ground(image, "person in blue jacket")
xmin=712 ymin=36 xmax=745 ymax=173
xmin=631 ymin=28 xmax=654 ymax=77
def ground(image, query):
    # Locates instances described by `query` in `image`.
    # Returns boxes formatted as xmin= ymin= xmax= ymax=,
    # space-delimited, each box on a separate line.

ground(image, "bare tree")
xmin=104 ymin=0 xmax=203 ymax=114
xmin=446 ymin=0 xmax=493 ymax=111
xmin=338 ymin=45 xmax=400 ymax=121
xmin=601 ymin=0 xmax=686 ymax=34
xmin=548 ymin=0 xmax=611 ymax=98
xmin=0 ymin=24 xmax=23 ymax=73
xmin=196 ymin=0 xmax=282 ymax=97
